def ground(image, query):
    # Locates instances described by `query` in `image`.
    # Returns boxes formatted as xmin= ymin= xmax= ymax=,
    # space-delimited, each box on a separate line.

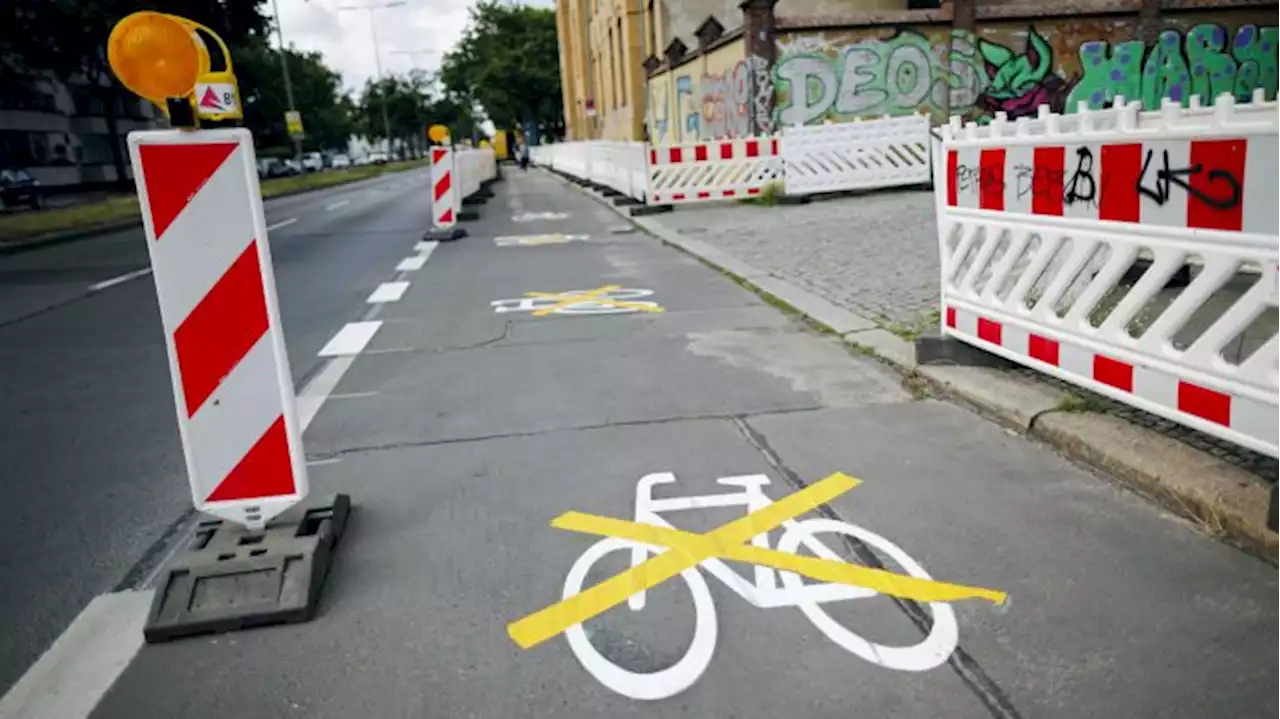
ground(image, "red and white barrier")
xmin=647 ymin=136 xmax=782 ymax=205
xmin=936 ymin=95 xmax=1279 ymax=458
xmin=129 ymin=128 xmax=308 ymax=528
xmin=431 ymin=145 xmax=457 ymax=228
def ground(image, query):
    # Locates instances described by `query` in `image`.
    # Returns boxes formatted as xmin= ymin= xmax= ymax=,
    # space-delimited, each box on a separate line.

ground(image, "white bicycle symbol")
xmin=562 ymin=472 xmax=959 ymax=701
xmin=490 ymin=287 xmax=659 ymax=315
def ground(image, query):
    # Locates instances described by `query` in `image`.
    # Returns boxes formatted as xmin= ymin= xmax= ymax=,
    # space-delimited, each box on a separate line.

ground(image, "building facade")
xmin=553 ymin=0 xmax=1279 ymax=144
xmin=1 ymin=74 xmax=163 ymax=188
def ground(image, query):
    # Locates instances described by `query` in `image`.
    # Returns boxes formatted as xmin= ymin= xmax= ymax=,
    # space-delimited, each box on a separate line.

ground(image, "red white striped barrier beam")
xmin=129 ymin=129 xmax=308 ymax=529
xmin=647 ymin=137 xmax=782 ymax=205
xmin=945 ymin=135 xmax=1279 ymax=235
xmin=431 ymin=146 xmax=457 ymax=228
xmin=944 ymin=302 xmax=1278 ymax=457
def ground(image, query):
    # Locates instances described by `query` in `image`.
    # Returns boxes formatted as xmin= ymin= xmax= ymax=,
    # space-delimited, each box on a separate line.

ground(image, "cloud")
xmin=272 ymin=0 xmax=553 ymax=96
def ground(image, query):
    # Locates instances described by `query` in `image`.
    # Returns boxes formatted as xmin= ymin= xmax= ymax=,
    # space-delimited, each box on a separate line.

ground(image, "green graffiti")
xmin=976 ymin=28 xmax=1070 ymax=117
xmin=1067 ymin=24 xmax=1279 ymax=111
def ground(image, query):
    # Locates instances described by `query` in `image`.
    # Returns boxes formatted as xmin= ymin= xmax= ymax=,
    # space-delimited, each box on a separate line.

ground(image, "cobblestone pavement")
xmin=652 ymin=189 xmax=941 ymax=328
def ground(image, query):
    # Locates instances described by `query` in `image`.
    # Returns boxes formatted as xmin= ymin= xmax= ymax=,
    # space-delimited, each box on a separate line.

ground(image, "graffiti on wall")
xmin=978 ymin=29 xmax=1071 ymax=117
xmin=773 ymin=29 xmax=1071 ymax=125
xmin=699 ymin=60 xmax=752 ymax=139
xmin=774 ymin=29 xmax=983 ymax=125
xmin=774 ymin=21 xmax=1279 ymax=126
xmin=1067 ymin=25 xmax=1278 ymax=111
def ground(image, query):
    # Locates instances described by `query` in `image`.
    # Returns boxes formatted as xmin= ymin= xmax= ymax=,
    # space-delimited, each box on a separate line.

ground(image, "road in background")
xmin=0 ymin=167 xmax=432 ymax=695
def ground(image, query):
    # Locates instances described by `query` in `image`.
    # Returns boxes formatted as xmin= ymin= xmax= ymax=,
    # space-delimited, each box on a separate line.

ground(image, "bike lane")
xmin=89 ymin=170 xmax=1276 ymax=719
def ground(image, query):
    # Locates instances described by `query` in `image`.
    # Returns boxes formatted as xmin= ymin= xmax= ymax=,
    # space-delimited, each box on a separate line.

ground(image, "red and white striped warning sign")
xmin=128 ymin=128 xmax=308 ymax=528
xmin=945 ymin=135 xmax=1279 ymax=235
xmin=431 ymin=146 xmax=457 ymax=228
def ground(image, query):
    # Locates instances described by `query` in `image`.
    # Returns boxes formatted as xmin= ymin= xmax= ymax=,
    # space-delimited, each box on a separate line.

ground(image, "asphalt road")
xmin=3 ymin=168 xmax=1276 ymax=718
xmin=0 ymin=167 xmax=435 ymax=696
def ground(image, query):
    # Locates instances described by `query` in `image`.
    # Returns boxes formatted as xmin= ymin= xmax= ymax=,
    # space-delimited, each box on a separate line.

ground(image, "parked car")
xmin=301 ymin=151 xmax=324 ymax=173
xmin=330 ymin=154 xmax=352 ymax=169
xmin=1 ymin=168 xmax=43 ymax=210
xmin=367 ymin=151 xmax=389 ymax=165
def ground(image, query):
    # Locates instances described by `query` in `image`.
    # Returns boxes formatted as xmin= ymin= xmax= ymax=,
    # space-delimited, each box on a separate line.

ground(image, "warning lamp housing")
xmin=107 ymin=11 xmax=242 ymax=127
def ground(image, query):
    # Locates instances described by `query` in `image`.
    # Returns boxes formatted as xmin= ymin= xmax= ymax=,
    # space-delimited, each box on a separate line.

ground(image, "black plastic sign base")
xmin=424 ymin=227 xmax=468 ymax=242
xmin=629 ymin=204 xmax=673 ymax=217
xmin=143 ymin=493 xmax=352 ymax=643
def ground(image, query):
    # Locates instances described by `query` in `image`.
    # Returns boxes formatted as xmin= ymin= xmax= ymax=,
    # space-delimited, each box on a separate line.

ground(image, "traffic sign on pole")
xmin=128 ymin=128 xmax=309 ymax=530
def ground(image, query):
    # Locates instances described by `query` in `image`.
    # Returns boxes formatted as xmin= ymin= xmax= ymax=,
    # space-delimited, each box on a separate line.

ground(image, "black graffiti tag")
xmin=1136 ymin=149 xmax=1241 ymax=210
xmin=955 ymin=164 xmax=980 ymax=194
xmin=1064 ymin=147 xmax=1096 ymax=207
xmin=1014 ymin=164 xmax=1067 ymax=201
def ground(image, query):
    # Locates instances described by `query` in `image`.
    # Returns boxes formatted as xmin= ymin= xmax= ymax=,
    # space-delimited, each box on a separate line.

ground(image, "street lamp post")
xmin=270 ymin=0 xmax=303 ymax=162
xmin=339 ymin=1 xmax=406 ymax=158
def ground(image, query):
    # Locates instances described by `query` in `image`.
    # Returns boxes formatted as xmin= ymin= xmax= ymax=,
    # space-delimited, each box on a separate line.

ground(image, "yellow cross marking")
xmin=506 ymin=472 xmax=1007 ymax=650
xmin=524 ymin=284 xmax=665 ymax=316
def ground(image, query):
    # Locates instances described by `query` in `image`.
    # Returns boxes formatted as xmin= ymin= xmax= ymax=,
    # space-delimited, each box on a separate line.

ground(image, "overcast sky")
xmin=272 ymin=0 xmax=553 ymax=95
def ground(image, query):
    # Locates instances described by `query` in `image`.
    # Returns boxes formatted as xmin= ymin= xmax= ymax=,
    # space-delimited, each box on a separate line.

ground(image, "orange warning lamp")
xmin=107 ymin=12 xmax=204 ymax=107
xmin=107 ymin=12 xmax=243 ymax=127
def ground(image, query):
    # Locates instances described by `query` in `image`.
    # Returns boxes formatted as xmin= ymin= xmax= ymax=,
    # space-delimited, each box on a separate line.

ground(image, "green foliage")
xmin=440 ymin=1 xmax=563 ymax=139
xmin=234 ymin=37 xmax=355 ymax=152
xmin=356 ymin=71 xmax=479 ymax=157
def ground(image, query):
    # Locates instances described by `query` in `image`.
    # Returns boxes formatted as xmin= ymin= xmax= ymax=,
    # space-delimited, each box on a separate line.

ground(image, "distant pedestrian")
xmin=518 ymin=143 xmax=530 ymax=171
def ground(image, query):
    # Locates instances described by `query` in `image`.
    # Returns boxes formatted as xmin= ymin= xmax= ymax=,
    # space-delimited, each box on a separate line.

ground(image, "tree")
xmin=1 ymin=0 xmax=271 ymax=184
xmin=440 ymin=1 xmax=562 ymax=142
xmin=234 ymin=38 xmax=356 ymax=154
xmin=357 ymin=72 xmax=480 ymax=158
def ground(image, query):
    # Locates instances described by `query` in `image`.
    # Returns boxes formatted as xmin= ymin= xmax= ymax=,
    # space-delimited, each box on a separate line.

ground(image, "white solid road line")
xmin=366 ymin=281 xmax=410 ymax=303
xmin=414 ymin=240 xmax=439 ymax=256
xmin=87 ymin=268 xmax=152 ymax=293
xmin=317 ymin=320 xmax=383 ymax=357
xmin=396 ymin=256 xmax=427 ymax=271
xmin=325 ymin=199 xmax=350 ymax=211
xmin=0 ymin=591 xmax=151 ymax=719
xmin=266 ymin=217 xmax=298 ymax=232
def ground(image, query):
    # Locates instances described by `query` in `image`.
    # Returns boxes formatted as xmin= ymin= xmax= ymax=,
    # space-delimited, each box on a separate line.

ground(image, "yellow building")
xmin=555 ymin=0 xmax=651 ymax=140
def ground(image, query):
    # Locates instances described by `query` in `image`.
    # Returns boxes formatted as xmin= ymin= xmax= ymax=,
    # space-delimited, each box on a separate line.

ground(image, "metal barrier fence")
xmin=936 ymin=95 xmax=1279 ymax=458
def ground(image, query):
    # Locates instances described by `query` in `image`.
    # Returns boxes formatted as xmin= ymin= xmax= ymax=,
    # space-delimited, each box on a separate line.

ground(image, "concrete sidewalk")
xmin=566 ymin=179 xmax=1277 ymax=559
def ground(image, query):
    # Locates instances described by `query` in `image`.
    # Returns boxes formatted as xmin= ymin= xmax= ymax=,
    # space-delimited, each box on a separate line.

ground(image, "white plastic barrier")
xmin=936 ymin=95 xmax=1279 ymax=458
xmin=782 ymin=114 xmax=932 ymax=195
xmin=455 ymin=147 xmax=497 ymax=200
xmin=587 ymin=141 xmax=647 ymax=202
xmin=647 ymin=136 xmax=782 ymax=205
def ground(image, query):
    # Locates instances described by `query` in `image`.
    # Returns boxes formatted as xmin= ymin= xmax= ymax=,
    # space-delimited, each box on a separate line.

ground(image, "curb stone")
xmin=549 ymin=169 xmax=1279 ymax=561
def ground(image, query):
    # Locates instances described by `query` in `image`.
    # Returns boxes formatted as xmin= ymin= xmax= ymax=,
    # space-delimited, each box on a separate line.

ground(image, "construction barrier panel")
xmin=782 ymin=114 xmax=932 ymax=195
xmin=430 ymin=146 xmax=458 ymax=228
xmin=936 ymin=94 xmax=1279 ymax=458
xmin=587 ymin=141 xmax=647 ymax=202
xmin=647 ymin=136 xmax=783 ymax=205
xmin=129 ymin=128 xmax=310 ymax=528
xmin=456 ymin=147 xmax=497 ymax=201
